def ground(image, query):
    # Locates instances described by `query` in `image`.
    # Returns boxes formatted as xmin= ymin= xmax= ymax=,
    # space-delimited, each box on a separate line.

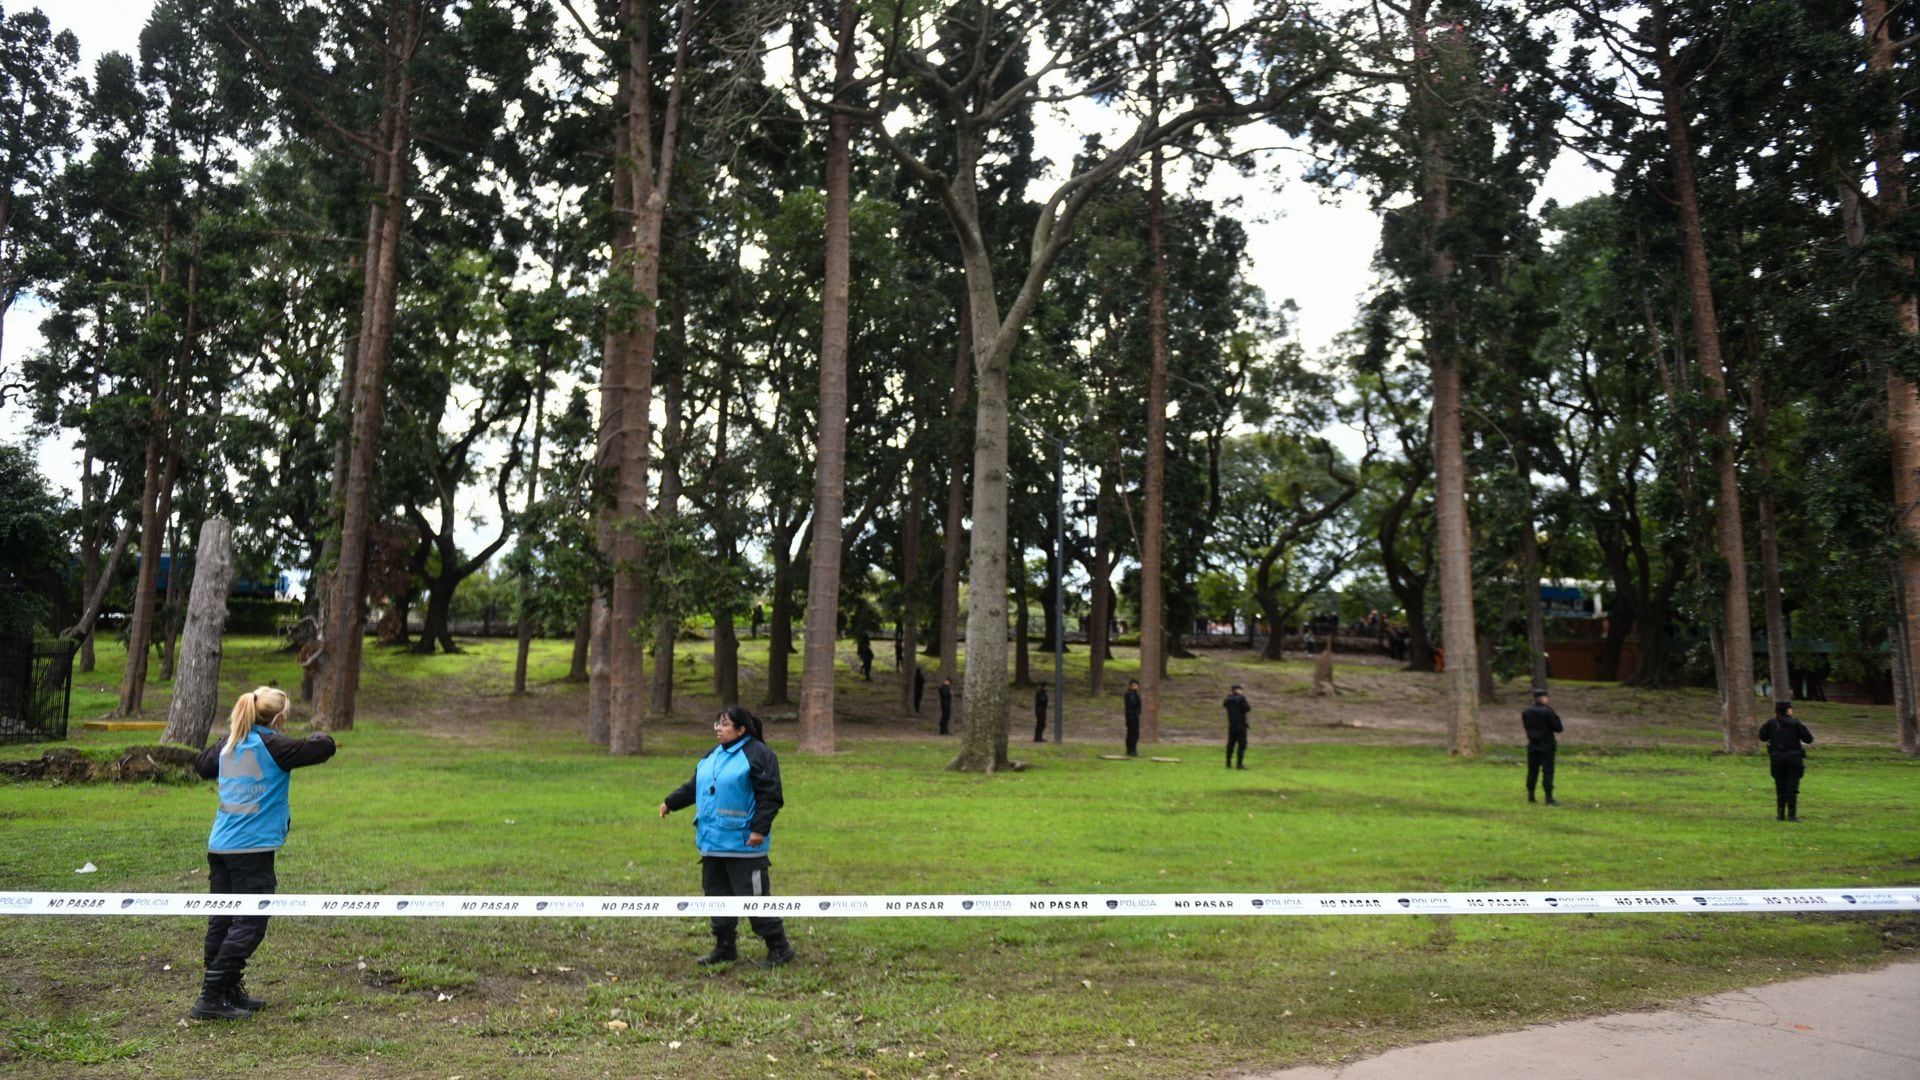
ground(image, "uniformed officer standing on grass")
xmin=659 ymin=705 xmax=795 ymax=968
xmin=1522 ymin=688 xmax=1563 ymax=805
xmin=1758 ymin=700 xmax=1814 ymax=822
xmin=1224 ymin=684 xmax=1251 ymax=769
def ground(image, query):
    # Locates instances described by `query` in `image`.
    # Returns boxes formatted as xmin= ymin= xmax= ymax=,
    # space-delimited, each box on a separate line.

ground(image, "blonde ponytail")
xmin=221 ymin=686 xmax=290 ymax=755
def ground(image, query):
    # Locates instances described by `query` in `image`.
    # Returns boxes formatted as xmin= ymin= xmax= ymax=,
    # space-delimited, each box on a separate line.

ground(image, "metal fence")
xmin=0 ymin=637 xmax=77 ymax=743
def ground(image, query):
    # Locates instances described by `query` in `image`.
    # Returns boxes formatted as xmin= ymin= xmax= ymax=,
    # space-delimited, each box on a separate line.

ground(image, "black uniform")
xmin=1123 ymin=688 xmax=1142 ymax=756
xmin=913 ymin=668 xmax=925 ymax=713
xmin=1757 ymin=709 xmax=1814 ymax=821
xmin=938 ymin=681 xmax=953 ymax=734
xmin=1034 ymin=686 xmax=1049 ymax=742
xmin=1521 ymin=702 xmax=1563 ymax=803
xmin=856 ymin=634 xmax=874 ymax=680
xmin=1224 ymin=691 xmax=1251 ymax=768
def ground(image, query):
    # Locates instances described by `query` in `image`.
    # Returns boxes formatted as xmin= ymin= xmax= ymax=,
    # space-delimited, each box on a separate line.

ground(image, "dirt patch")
xmin=0 ymin=744 xmax=201 ymax=783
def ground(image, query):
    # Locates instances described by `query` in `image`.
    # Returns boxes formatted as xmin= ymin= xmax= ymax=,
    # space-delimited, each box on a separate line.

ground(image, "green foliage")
xmin=0 ymin=444 xmax=66 ymax=636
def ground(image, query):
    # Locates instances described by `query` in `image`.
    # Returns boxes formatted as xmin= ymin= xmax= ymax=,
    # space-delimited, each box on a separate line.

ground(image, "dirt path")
xmin=1239 ymin=961 xmax=1920 ymax=1080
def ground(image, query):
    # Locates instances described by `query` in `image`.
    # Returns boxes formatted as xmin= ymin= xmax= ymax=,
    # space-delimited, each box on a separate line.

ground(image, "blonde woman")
xmin=187 ymin=687 xmax=337 ymax=1020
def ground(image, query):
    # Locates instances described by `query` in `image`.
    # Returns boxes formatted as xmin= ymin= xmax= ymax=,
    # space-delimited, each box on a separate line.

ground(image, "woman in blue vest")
xmin=658 ymin=704 xmax=793 ymax=967
xmin=189 ymin=687 xmax=337 ymax=1020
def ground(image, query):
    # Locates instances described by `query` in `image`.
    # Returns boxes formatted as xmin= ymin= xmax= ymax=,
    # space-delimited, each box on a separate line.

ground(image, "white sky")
xmin=8 ymin=1 xmax=1611 ymax=552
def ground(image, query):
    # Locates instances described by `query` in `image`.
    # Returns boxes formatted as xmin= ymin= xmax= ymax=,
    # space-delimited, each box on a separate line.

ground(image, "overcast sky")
xmin=9 ymin=1 xmax=1611 ymax=549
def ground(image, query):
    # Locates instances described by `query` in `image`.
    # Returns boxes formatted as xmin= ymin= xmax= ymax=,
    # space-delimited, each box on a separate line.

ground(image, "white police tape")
xmin=3 ymin=888 xmax=1917 ymax=917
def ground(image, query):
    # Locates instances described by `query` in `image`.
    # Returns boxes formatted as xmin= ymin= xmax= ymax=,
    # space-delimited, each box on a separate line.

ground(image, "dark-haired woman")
xmin=189 ymin=687 xmax=337 ymax=1020
xmin=658 ymin=705 xmax=793 ymax=967
xmin=1757 ymin=701 xmax=1814 ymax=822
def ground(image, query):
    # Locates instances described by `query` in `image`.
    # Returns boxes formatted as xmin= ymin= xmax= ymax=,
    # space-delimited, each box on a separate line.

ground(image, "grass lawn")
xmin=2 ymin=634 xmax=1916 ymax=1078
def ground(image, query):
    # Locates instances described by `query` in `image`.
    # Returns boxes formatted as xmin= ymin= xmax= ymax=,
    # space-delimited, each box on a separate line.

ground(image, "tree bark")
xmin=1513 ymin=396 xmax=1549 ymax=692
xmin=1412 ymin=1 xmax=1480 ymax=756
xmin=1138 ymin=143 xmax=1170 ymax=748
xmin=162 ymin=518 xmax=236 ymax=748
xmin=898 ymin=440 xmax=926 ymax=713
xmin=1864 ymin=0 xmax=1920 ymax=753
xmin=605 ymin=0 xmax=690 ymax=757
xmin=159 ymin=510 xmax=185 ymax=682
xmin=514 ymin=351 xmax=548 ymax=695
xmin=796 ymin=0 xmax=859 ymax=755
xmin=119 ymin=419 xmax=180 ymax=716
xmin=650 ymin=335 xmax=684 ymax=717
xmin=937 ymin=292 xmax=972 ymax=685
xmin=1085 ymin=462 xmax=1115 ymax=695
xmin=1649 ymin=0 xmax=1755 ymax=753
xmin=587 ymin=598 xmax=611 ymax=744
xmin=1750 ymin=377 xmax=1790 ymax=701
xmin=568 ymin=603 xmax=591 ymax=683
xmin=313 ymin=2 xmax=421 ymax=733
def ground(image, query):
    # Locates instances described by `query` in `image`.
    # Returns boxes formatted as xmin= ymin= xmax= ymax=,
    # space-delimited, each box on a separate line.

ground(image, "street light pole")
xmin=1053 ymin=433 xmax=1066 ymax=744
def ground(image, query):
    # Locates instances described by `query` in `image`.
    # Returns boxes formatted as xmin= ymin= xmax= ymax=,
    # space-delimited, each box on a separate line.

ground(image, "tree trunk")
xmin=713 ymin=606 xmax=739 ymax=703
xmin=1750 ymin=379 xmax=1790 ymax=701
xmin=158 ymin=507 xmax=185 ymax=683
xmin=898 ymin=444 xmax=926 ymax=713
xmin=1864 ymin=0 xmax=1920 ymax=753
xmin=162 ymin=518 xmax=236 ymax=748
xmin=120 ymin=427 xmax=180 ymax=716
xmin=1013 ymin=544 xmax=1031 ymax=689
xmin=78 ymin=444 xmax=97 ymax=673
xmin=313 ymin=5 xmax=420 ymax=733
xmin=568 ymin=603 xmax=591 ymax=683
xmin=1412 ymin=1 xmax=1480 ymax=756
xmin=1650 ymin=0 xmax=1755 ymax=753
xmin=514 ymin=353 xmax=548 ymax=695
xmin=650 ymin=336 xmax=684 ymax=718
xmin=587 ymin=598 xmax=611 ymax=744
xmin=765 ymin=533 xmax=799 ymax=706
xmin=796 ymin=0 xmax=858 ymax=756
xmin=1086 ymin=463 xmax=1115 ymax=694
xmin=1513 ymin=399 xmax=1549 ymax=692
xmin=605 ymin=0 xmax=690 ymax=756
xmin=1138 ymin=143 xmax=1170 ymax=748
xmin=937 ymin=292 xmax=972 ymax=685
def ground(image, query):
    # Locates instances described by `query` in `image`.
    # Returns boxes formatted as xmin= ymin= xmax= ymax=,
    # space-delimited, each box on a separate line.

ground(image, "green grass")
xmin=1 ymin=636 xmax=1917 ymax=1078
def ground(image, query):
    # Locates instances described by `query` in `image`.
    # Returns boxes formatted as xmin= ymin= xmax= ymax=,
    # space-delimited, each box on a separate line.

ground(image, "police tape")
xmin=3 ymin=888 xmax=1918 ymax=918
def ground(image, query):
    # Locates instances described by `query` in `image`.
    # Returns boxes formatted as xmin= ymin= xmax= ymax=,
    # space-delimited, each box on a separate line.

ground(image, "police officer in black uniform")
xmin=1033 ymin=684 xmax=1049 ymax=742
xmin=1522 ymin=688 xmax=1563 ymax=805
xmin=938 ymin=677 xmax=953 ymax=734
xmin=1757 ymin=700 xmax=1814 ymax=821
xmin=1123 ymin=679 xmax=1142 ymax=757
xmin=1224 ymin=684 xmax=1251 ymax=769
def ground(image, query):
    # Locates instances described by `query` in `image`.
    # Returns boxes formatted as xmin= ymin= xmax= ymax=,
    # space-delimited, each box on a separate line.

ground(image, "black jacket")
xmin=1124 ymin=689 xmax=1141 ymax=721
xmin=194 ymin=729 xmax=337 ymax=779
xmin=1758 ymin=715 xmax=1813 ymax=760
xmin=663 ymin=737 xmax=784 ymax=837
xmin=1224 ymin=693 xmax=1251 ymax=728
xmin=1521 ymin=705 xmax=1563 ymax=749
xmin=1034 ymin=687 xmax=1049 ymax=720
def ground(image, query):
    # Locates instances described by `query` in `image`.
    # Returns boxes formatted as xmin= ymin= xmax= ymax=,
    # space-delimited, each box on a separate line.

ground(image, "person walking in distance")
xmin=1224 ymin=684 xmax=1251 ymax=769
xmin=938 ymin=677 xmax=953 ymax=735
xmin=188 ymin=687 xmax=337 ymax=1020
xmin=856 ymin=632 xmax=874 ymax=681
xmin=659 ymin=705 xmax=795 ymax=968
xmin=912 ymin=667 xmax=925 ymax=714
xmin=1757 ymin=700 xmax=1814 ymax=822
xmin=1522 ymin=688 xmax=1563 ymax=805
xmin=1123 ymin=678 xmax=1142 ymax=757
xmin=1033 ymin=684 xmax=1049 ymax=742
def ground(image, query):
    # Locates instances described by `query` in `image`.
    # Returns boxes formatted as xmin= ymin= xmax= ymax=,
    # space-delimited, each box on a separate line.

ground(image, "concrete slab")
xmin=1242 ymin=962 xmax=1920 ymax=1080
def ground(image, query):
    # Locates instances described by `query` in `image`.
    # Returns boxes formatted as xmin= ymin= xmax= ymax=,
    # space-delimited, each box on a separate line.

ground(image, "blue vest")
xmin=694 ymin=737 xmax=765 ymax=857
xmin=207 ymin=730 xmax=292 ymax=853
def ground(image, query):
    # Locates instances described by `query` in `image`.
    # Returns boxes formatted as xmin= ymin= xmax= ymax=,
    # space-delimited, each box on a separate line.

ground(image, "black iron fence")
xmin=0 ymin=637 xmax=77 ymax=743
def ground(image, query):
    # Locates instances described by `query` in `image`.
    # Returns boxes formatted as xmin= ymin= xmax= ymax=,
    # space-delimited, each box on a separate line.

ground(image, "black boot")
xmin=189 ymin=968 xmax=252 ymax=1021
xmin=1787 ymin=797 xmax=1799 ymax=822
xmin=1544 ymin=792 xmax=1558 ymax=806
xmin=697 ymin=938 xmax=739 ymax=966
xmin=759 ymin=935 xmax=796 ymax=969
xmin=230 ymin=973 xmax=267 ymax=1011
